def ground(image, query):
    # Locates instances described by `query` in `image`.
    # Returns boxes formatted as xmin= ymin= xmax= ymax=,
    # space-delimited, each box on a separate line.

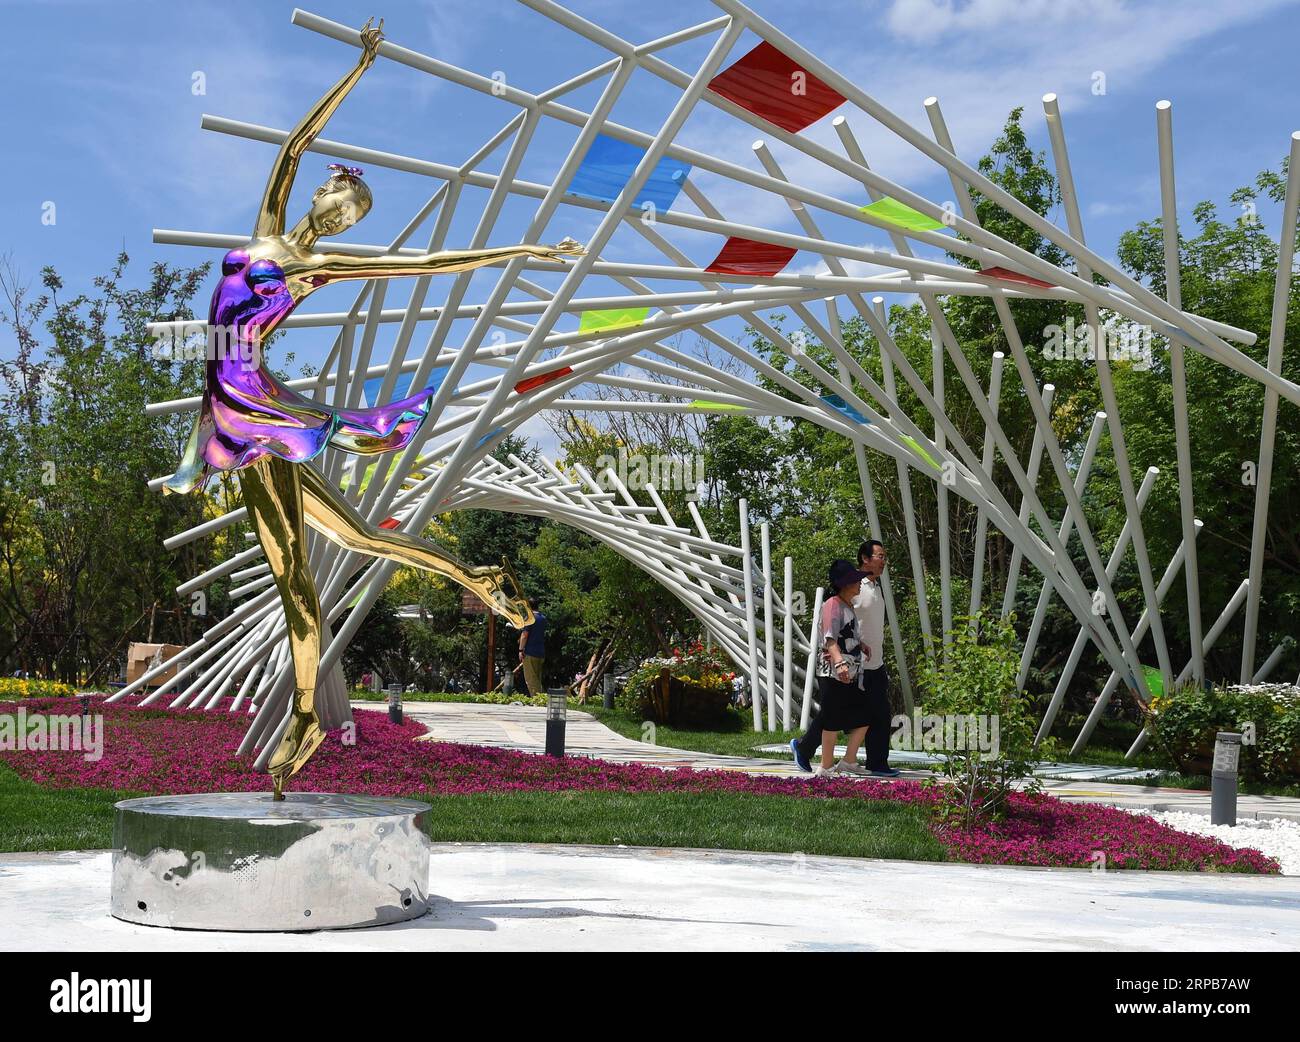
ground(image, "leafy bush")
xmin=0 ymin=678 xmax=76 ymax=699
xmin=1146 ymin=683 xmax=1300 ymax=783
xmin=915 ymin=612 xmax=1041 ymax=826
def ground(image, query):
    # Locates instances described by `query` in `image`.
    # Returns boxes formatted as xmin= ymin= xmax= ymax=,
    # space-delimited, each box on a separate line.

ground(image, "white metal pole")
xmin=782 ymin=555 xmax=794 ymax=729
xmin=1241 ymin=131 xmax=1300 ymax=680
xmin=970 ymin=352 xmax=1005 ymax=618
xmin=1155 ymin=100 xmax=1206 ymax=686
xmin=1001 ymin=384 xmax=1056 ymax=618
xmin=761 ymin=522 xmax=777 ymax=731
xmin=739 ymin=499 xmax=762 ymax=730
xmin=801 ymin=586 xmax=825 ymax=730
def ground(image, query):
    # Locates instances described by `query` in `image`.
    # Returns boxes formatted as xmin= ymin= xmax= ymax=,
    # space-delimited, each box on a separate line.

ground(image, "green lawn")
xmin=0 ymin=763 xmax=943 ymax=861
xmin=0 ymin=764 xmax=137 ymax=852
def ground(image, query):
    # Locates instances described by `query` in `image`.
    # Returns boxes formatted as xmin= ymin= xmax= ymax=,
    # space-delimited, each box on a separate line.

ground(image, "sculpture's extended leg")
xmin=242 ymin=456 xmax=326 ymax=798
xmin=298 ymin=463 xmax=533 ymax=627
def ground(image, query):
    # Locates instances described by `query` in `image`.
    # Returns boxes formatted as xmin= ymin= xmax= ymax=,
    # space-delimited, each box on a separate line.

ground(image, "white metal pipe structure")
xmin=710 ymin=0 xmax=1296 ymax=402
xmin=1240 ymin=131 xmax=1300 ymax=681
xmin=1042 ymin=92 xmax=1175 ymax=696
xmin=922 ymin=94 xmax=1151 ymax=694
xmin=122 ymin=2 xmax=1297 ymax=754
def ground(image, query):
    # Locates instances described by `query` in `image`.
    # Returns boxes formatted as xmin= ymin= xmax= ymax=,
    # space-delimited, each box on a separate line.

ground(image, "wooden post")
xmin=487 ymin=611 xmax=496 ymax=694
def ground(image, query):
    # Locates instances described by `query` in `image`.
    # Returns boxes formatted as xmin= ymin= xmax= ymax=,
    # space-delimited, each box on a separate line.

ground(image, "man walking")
xmin=517 ymin=598 xmax=547 ymax=697
xmin=790 ymin=540 xmax=901 ymax=778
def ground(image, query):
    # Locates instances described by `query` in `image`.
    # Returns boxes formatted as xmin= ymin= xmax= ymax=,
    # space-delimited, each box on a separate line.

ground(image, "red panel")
xmin=705 ymin=236 xmax=799 ymax=277
xmin=707 ymin=41 xmax=846 ymax=134
xmin=514 ymin=366 xmax=574 ymax=395
xmin=980 ymin=266 xmax=1055 ymax=290
xmin=379 ymin=517 xmax=401 ymax=530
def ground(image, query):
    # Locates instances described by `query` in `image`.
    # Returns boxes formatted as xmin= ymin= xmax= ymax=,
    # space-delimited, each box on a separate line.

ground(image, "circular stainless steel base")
xmin=110 ymin=792 xmax=432 ymax=931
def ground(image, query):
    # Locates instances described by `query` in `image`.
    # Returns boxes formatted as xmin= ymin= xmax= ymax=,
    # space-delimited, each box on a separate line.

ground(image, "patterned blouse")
xmin=815 ymin=595 xmax=864 ymax=685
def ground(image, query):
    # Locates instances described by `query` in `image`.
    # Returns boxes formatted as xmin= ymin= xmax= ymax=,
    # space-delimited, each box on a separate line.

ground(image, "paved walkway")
xmin=4 ymin=845 xmax=1297 ymax=951
xmin=367 ymin=701 xmax=1300 ymax=822
xmin=755 ymin=742 xmax=1167 ymax=782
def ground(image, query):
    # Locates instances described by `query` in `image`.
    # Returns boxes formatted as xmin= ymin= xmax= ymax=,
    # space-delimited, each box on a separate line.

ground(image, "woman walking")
xmin=813 ymin=560 xmax=874 ymax=778
xmin=163 ymin=19 xmax=585 ymax=795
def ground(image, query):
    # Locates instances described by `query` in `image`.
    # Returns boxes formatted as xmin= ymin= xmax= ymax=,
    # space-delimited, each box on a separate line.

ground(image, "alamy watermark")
xmin=1042 ymin=316 xmax=1153 ymax=371
xmin=0 ymin=707 xmax=103 ymax=761
xmin=594 ymin=446 xmax=705 ymax=494
xmin=891 ymin=711 xmax=1001 ymax=761
xmin=49 ymin=974 xmax=150 ymax=1022
xmin=152 ymin=322 xmax=256 ymax=369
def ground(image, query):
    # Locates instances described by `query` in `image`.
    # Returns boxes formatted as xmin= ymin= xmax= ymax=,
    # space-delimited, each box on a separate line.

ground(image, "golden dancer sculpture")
xmin=163 ymin=18 xmax=584 ymax=797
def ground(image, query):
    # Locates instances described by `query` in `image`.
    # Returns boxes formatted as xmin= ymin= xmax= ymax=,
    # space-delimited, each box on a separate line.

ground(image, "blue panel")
xmin=474 ymin=426 xmax=506 ymax=450
xmin=570 ymin=133 xmax=691 ymax=211
xmin=363 ymin=366 xmax=448 ymax=407
xmin=820 ymin=393 xmax=872 ymax=425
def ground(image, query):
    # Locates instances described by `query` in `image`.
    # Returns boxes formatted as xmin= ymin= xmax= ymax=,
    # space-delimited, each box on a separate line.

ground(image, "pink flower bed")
xmin=1 ymin=698 xmax=1280 ymax=873
xmin=939 ymin=793 xmax=1279 ymax=872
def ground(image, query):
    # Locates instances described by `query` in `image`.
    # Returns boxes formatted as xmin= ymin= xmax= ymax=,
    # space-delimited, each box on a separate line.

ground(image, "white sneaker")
xmin=813 ymin=764 xmax=836 ymax=778
xmin=834 ymin=759 xmax=869 ymax=777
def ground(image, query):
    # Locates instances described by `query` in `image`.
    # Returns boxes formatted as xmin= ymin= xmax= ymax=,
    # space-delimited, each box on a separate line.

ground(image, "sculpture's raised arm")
xmin=302 ymin=237 xmax=586 ymax=284
xmin=253 ymin=18 xmax=385 ymax=239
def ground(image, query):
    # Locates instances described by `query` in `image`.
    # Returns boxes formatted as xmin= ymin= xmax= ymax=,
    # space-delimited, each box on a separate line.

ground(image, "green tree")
xmin=0 ymin=253 xmax=212 ymax=681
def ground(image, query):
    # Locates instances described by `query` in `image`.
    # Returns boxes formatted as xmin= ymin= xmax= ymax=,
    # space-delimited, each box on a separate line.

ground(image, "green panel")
xmin=859 ymin=196 xmax=947 ymax=232
xmin=579 ymin=307 xmax=651 ymax=333
xmin=1141 ymin=665 xmax=1165 ymax=699
xmin=689 ymin=400 xmax=747 ymax=411
xmin=899 ymin=434 xmax=942 ymax=470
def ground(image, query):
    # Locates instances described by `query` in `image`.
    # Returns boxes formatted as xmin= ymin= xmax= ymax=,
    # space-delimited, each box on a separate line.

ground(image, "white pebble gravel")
xmin=1132 ymin=810 xmax=1300 ymax=875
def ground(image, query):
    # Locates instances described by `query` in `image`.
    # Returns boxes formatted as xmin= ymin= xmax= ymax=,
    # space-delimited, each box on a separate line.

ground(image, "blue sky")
xmin=3 ymin=0 xmax=1298 ymax=453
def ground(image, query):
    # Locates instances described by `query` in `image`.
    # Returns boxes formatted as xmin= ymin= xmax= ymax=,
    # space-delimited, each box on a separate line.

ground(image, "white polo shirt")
xmin=852 ymin=577 xmax=885 ymax=670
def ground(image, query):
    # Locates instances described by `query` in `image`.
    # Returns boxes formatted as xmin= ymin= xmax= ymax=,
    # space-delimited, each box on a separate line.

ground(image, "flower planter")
xmin=646 ymin=669 xmax=732 ymax=727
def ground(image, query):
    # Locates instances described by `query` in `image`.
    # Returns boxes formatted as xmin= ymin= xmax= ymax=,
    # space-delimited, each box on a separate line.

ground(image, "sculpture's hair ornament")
xmin=327 ymin=163 xmax=366 ymax=178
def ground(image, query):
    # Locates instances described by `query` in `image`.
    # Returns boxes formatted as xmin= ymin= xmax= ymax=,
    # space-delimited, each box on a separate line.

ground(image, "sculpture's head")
xmin=309 ymin=163 xmax=373 ymax=237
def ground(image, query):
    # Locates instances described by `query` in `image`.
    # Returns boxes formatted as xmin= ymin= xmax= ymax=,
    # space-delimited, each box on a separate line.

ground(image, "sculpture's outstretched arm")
xmin=253 ymin=18 xmax=384 ymax=239
xmin=303 ymin=239 xmax=584 ymax=284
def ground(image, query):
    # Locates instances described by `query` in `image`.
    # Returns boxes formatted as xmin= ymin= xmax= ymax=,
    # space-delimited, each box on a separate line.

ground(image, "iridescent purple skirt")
xmin=165 ymin=248 xmax=437 ymax=494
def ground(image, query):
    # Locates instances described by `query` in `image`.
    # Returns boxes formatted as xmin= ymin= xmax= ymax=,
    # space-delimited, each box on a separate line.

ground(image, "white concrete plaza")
xmin=3 ymin=844 xmax=1298 ymax=952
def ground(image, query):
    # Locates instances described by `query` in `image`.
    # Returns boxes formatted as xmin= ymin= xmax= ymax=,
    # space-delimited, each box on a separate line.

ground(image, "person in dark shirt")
xmin=518 ymin=600 xmax=547 ymax=697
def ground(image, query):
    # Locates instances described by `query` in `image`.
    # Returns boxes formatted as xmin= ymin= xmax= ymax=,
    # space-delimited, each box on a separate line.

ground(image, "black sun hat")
xmin=828 ymin=558 xmax=870 ymax=592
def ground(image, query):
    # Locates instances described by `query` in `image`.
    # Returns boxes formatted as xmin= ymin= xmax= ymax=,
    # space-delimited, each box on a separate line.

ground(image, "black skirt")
xmin=817 ymin=675 xmax=871 ymax=731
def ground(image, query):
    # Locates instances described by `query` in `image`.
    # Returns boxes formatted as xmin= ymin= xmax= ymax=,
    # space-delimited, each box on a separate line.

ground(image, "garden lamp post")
xmin=546 ymin=690 xmax=566 ymax=758
xmin=1210 ymin=731 xmax=1241 ymax=826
